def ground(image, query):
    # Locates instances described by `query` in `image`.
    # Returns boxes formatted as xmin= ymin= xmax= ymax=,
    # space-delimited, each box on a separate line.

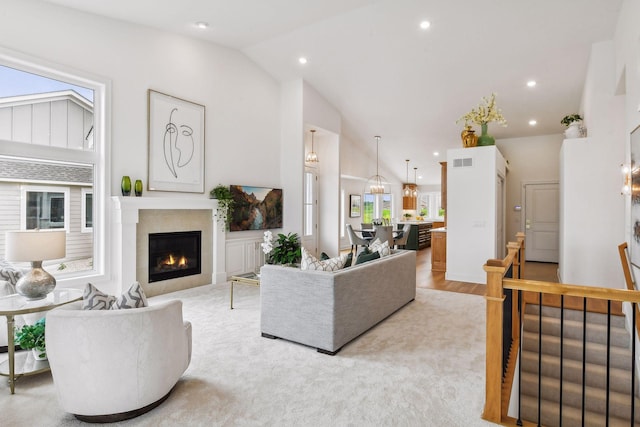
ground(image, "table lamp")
xmin=5 ymin=230 xmax=66 ymax=300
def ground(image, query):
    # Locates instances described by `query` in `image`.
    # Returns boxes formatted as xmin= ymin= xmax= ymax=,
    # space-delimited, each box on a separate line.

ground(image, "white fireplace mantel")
xmin=111 ymin=196 xmax=226 ymax=293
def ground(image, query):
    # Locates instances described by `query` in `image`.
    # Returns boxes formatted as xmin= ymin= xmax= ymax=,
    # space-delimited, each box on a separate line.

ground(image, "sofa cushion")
xmin=355 ymin=249 xmax=381 ymax=265
xmin=0 ymin=260 xmax=23 ymax=286
xmin=83 ymin=283 xmax=116 ymax=310
xmin=111 ymin=282 xmax=148 ymax=309
xmin=369 ymin=238 xmax=391 ymax=257
xmin=301 ymin=247 xmax=347 ymax=271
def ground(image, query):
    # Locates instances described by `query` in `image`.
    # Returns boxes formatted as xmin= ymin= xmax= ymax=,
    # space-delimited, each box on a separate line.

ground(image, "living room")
xmin=1 ymin=0 xmax=639 ymax=425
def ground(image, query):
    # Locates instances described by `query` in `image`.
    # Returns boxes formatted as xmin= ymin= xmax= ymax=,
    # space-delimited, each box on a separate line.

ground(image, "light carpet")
xmin=0 ymin=283 xmax=493 ymax=426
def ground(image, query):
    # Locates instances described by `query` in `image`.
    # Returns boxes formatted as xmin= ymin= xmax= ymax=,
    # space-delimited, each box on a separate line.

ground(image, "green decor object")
xmin=134 ymin=179 xmax=143 ymax=197
xmin=15 ymin=317 xmax=46 ymax=360
xmin=121 ymin=176 xmax=131 ymax=196
xmin=210 ymin=184 xmax=235 ymax=230
xmin=262 ymin=231 xmax=301 ymax=265
xmin=560 ymin=114 xmax=582 ymax=127
xmin=477 ymin=123 xmax=495 ymax=146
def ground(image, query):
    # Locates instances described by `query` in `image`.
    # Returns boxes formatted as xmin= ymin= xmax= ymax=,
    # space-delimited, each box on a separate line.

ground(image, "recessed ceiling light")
xmin=298 ymin=57 xmax=308 ymax=65
xmin=420 ymin=21 xmax=431 ymax=30
xmin=529 ymin=120 xmax=537 ymax=126
xmin=527 ymin=80 xmax=537 ymax=88
xmin=418 ymin=175 xmax=423 ymax=180
xmin=433 ymin=151 xmax=439 ymax=156
xmin=195 ymin=22 xmax=209 ymax=29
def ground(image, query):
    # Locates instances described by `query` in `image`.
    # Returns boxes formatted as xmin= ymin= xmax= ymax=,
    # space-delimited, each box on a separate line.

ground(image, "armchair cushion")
xmin=82 ymin=283 xmax=116 ymax=310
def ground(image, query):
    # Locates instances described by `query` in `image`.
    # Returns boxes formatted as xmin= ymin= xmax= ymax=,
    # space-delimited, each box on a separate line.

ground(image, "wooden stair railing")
xmin=483 ymin=236 xmax=640 ymax=425
xmin=618 ymin=242 xmax=640 ymax=336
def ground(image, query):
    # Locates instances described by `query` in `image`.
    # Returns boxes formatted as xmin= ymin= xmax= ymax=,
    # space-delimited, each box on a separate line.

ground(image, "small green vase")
xmin=134 ymin=179 xmax=143 ymax=197
xmin=121 ymin=176 xmax=131 ymax=196
xmin=477 ymin=123 xmax=495 ymax=146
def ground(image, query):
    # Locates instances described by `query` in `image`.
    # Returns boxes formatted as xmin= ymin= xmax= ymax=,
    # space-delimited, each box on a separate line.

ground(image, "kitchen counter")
xmin=431 ymin=227 xmax=446 ymax=233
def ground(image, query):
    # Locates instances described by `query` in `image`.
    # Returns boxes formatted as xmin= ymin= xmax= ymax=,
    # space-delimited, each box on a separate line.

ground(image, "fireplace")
xmin=148 ymin=231 xmax=202 ymax=283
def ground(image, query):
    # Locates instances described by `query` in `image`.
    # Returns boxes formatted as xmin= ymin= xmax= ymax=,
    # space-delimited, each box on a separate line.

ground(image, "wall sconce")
xmin=622 ymin=163 xmax=631 ymax=195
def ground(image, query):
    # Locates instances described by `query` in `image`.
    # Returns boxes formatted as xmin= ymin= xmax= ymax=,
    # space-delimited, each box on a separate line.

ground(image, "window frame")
xmin=0 ymin=47 xmax=110 ymax=286
xmin=81 ymin=187 xmax=93 ymax=233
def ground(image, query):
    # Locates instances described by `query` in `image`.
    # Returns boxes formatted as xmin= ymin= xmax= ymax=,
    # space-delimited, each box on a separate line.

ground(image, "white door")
xmin=524 ymin=182 xmax=559 ymax=262
xmin=301 ymin=170 xmax=318 ymax=256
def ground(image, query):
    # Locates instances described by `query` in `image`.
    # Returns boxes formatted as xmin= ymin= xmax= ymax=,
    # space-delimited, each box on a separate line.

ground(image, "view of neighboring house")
xmin=0 ymin=90 xmax=94 ymax=267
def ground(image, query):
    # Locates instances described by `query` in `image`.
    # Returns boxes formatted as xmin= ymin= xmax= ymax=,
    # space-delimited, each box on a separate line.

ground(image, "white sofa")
xmin=46 ymin=299 xmax=192 ymax=422
xmin=260 ymin=249 xmax=416 ymax=355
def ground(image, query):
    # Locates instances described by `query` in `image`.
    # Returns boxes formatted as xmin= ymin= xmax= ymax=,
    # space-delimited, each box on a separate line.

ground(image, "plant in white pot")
xmin=561 ymin=114 xmax=584 ymax=139
xmin=15 ymin=317 xmax=47 ymax=360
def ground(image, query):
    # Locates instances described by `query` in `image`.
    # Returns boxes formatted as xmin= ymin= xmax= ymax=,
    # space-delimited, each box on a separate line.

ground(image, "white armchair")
xmin=46 ymin=299 xmax=192 ymax=422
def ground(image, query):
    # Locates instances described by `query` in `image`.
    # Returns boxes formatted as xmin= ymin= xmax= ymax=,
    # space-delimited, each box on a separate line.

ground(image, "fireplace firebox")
xmin=148 ymin=231 xmax=201 ymax=283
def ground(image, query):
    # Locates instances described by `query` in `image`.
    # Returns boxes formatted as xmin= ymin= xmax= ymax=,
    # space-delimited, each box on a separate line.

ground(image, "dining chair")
xmin=360 ymin=223 xmax=374 ymax=239
xmin=393 ymin=223 xmax=412 ymax=249
xmin=373 ymin=225 xmax=393 ymax=245
xmin=347 ymin=224 xmax=370 ymax=253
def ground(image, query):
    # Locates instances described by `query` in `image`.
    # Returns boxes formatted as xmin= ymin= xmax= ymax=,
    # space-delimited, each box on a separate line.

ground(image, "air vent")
xmin=453 ymin=157 xmax=473 ymax=168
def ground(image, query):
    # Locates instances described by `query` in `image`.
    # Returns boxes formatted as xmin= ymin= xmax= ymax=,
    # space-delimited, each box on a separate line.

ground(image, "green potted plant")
xmin=262 ymin=231 xmax=301 ymax=265
xmin=561 ymin=114 xmax=584 ymax=139
xmin=210 ymin=184 xmax=234 ymax=229
xmin=15 ymin=317 xmax=47 ymax=360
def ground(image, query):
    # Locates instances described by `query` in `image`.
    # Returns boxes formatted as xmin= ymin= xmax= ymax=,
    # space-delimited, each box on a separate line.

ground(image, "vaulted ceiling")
xmin=43 ymin=0 xmax=622 ymax=184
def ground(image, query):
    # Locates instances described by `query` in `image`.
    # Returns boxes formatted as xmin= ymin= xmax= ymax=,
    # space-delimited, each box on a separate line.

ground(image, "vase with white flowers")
xmin=457 ymin=93 xmax=507 ymax=146
xmin=561 ymin=114 xmax=584 ymax=139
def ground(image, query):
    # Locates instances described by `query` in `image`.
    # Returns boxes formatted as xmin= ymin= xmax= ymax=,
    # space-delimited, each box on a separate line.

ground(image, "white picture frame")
xmin=148 ymin=89 xmax=205 ymax=193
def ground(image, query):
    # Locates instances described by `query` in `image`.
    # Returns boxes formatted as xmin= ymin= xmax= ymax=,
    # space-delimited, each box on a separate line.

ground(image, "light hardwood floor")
xmin=416 ymin=247 xmax=558 ymax=296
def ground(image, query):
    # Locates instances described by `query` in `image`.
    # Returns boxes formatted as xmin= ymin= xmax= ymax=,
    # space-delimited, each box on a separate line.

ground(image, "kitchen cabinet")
xmin=402 ymin=184 xmax=417 ymax=210
xmin=404 ymin=222 xmax=432 ymax=250
xmin=431 ymin=229 xmax=446 ymax=272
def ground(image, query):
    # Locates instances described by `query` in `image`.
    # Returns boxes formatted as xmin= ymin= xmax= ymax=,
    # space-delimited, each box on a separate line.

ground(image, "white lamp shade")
xmin=5 ymin=230 xmax=66 ymax=262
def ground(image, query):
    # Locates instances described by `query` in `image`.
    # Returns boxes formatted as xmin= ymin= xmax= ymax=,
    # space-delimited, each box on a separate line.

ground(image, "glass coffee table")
xmin=229 ymin=272 xmax=260 ymax=309
xmin=0 ymin=288 xmax=83 ymax=394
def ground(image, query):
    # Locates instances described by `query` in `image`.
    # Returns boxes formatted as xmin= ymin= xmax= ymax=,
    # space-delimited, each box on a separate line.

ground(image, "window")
xmin=0 ymin=52 xmax=107 ymax=285
xmin=303 ymin=172 xmax=314 ymax=236
xmin=419 ymin=192 xmax=444 ymax=219
xmin=82 ymin=188 xmax=93 ymax=232
xmin=21 ymin=185 xmax=70 ymax=230
xmin=363 ymin=193 xmax=393 ymax=223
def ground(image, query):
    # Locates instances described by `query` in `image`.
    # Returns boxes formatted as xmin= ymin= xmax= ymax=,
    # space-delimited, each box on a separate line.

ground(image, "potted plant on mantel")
xmin=209 ymin=184 xmax=234 ymax=230
xmin=561 ymin=114 xmax=584 ymax=139
xmin=14 ymin=317 xmax=47 ymax=360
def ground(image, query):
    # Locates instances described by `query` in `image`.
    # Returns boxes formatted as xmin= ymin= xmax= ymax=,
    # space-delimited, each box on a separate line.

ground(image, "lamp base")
xmin=15 ymin=261 xmax=56 ymax=300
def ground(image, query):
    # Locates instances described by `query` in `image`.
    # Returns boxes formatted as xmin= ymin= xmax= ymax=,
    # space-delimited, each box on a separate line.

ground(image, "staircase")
xmin=519 ymin=304 xmax=640 ymax=426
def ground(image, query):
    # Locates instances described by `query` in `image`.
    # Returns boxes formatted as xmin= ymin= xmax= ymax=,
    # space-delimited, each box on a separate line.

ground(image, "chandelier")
xmin=403 ymin=160 xmax=412 ymax=196
xmin=365 ymin=136 xmax=389 ymax=194
xmin=305 ymin=129 xmax=319 ymax=163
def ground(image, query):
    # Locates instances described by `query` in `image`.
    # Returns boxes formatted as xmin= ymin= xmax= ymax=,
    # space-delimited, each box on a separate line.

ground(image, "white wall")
xmin=446 ymin=145 xmax=506 ymax=284
xmin=559 ymin=40 xmax=626 ymax=288
xmin=497 ymin=134 xmax=564 ymax=243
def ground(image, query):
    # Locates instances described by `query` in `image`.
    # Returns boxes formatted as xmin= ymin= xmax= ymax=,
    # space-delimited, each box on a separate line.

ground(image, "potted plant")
xmin=15 ymin=317 xmax=47 ymax=360
xmin=210 ymin=184 xmax=234 ymax=229
xmin=561 ymin=114 xmax=584 ymax=138
xmin=262 ymin=231 xmax=301 ymax=265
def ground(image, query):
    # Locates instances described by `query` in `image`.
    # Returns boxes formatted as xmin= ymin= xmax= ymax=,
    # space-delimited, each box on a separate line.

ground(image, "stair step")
xmin=520 ymin=372 xmax=640 ymax=422
xmin=526 ymin=304 xmax=627 ymax=329
xmin=520 ymin=394 xmax=636 ymax=427
xmin=523 ymin=314 xmax=630 ymax=348
xmin=521 ymin=330 xmax=633 ymax=370
xmin=521 ymin=351 xmax=633 ymax=395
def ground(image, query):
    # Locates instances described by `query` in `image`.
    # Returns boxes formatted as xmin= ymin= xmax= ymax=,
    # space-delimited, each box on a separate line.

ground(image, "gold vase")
xmin=461 ymin=125 xmax=478 ymax=148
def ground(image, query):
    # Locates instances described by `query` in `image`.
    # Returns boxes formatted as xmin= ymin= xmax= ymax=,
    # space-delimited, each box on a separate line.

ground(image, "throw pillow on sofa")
xmin=301 ymin=247 xmax=348 ymax=271
xmin=369 ymin=238 xmax=391 ymax=257
xmin=355 ymin=248 xmax=381 ymax=265
xmin=82 ymin=282 xmax=148 ymax=310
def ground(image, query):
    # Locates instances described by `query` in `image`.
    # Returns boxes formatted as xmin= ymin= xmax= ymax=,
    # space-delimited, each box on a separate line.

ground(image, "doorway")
xmin=301 ymin=170 xmax=318 ymax=256
xmin=523 ymin=182 xmax=559 ymax=262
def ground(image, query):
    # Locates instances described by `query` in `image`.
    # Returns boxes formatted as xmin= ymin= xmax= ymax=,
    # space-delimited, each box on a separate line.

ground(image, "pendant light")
xmin=413 ymin=167 xmax=418 ymax=197
xmin=403 ymin=160 xmax=411 ymax=196
xmin=365 ymin=136 xmax=389 ymax=194
xmin=305 ymin=129 xmax=319 ymax=163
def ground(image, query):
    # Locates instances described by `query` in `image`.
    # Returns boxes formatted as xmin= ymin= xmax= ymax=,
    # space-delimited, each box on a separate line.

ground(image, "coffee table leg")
xmin=230 ymin=281 xmax=234 ymax=310
xmin=7 ymin=314 xmax=15 ymax=394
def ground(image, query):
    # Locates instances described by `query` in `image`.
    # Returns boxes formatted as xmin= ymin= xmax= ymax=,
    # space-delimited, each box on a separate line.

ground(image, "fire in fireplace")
xmin=148 ymin=231 xmax=201 ymax=283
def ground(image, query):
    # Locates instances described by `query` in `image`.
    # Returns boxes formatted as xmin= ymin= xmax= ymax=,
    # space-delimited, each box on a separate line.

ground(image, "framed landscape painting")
xmin=229 ymin=185 xmax=283 ymax=231
xmin=350 ymin=194 xmax=361 ymax=218
xmin=147 ymin=89 xmax=205 ymax=193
